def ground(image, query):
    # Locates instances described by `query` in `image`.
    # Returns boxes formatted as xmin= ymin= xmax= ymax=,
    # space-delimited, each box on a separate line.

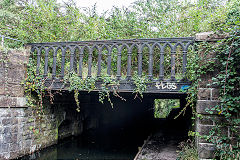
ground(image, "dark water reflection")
xmin=20 ymin=127 xmax=148 ymax=160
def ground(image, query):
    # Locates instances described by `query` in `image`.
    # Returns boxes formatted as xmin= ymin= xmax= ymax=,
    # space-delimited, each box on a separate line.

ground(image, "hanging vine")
xmin=132 ymin=71 xmax=148 ymax=99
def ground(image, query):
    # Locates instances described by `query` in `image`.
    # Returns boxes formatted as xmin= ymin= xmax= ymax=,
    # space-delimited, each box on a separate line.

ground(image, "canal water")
xmin=19 ymin=106 xmax=191 ymax=160
xmin=20 ymin=126 xmax=149 ymax=160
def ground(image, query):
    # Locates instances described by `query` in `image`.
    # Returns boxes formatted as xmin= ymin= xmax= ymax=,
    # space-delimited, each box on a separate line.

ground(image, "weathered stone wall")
xmin=0 ymin=49 xmax=83 ymax=159
xmin=0 ymin=107 xmax=56 ymax=159
xmin=195 ymin=32 xmax=231 ymax=160
xmin=0 ymin=49 xmax=27 ymax=108
xmin=0 ymin=49 xmax=30 ymax=159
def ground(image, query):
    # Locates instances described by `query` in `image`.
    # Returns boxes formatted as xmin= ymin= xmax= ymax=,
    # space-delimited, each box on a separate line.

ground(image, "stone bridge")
xmin=0 ymin=32 xmax=225 ymax=159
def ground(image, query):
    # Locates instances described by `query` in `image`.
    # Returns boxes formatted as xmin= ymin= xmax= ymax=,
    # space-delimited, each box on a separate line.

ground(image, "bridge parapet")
xmin=28 ymin=37 xmax=194 ymax=93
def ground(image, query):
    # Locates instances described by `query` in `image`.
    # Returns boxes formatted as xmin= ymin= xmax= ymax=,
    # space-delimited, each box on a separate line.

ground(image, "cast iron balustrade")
xmin=28 ymin=37 xmax=194 ymax=93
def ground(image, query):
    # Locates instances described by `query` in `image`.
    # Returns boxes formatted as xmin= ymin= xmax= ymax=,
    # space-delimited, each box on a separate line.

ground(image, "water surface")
xmin=20 ymin=128 xmax=147 ymax=160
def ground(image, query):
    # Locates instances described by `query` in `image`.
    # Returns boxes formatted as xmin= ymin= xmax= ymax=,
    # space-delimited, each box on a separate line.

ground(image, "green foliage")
xmin=64 ymin=71 xmax=96 ymax=111
xmin=24 ymin=55 xmax=47 ymax=117
xmin=65 ymin=72 xmax=96 ymax=91
xmin=177 ymin=140 xmax=198 ymax=160
xmin=74 ymin=90 xmax=80 ymax=112
xmin=0 ymin=0 xmax=21 ymax=33
xmin=64 ymin=71 xmax=123 ymax=108
xmin=225 ymin=0 xmax=240 ymax=32
xmin=187 ymin=40 xmax=240 ymax=159
xmin=154 ymin=99 xmax=180 ymax=118
xmin=133 ymin=0 xmax=228 ymax=37
xmin=185 ymin=3 xmax=240 ymax=157
xmin=206 ymin=31 xmax=240 ymax=160
xmin=132 ymin=71 xmax=148 ymax=98
xmin=1 ymin=0 xmax=234 ymax=44
xmin=98 ymin=75 xmax=116 ymax=107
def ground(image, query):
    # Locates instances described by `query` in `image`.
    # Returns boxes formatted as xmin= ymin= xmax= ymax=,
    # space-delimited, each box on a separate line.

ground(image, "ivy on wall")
xmin=186 ymin=31 xmax=240 ymax=159
xmin=209 ymin=31 xmax=240 ymax=159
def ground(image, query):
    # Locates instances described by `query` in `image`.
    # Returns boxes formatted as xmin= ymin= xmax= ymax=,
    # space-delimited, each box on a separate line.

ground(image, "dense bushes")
xmin=1 ymin=0 xmax=237 ymax=44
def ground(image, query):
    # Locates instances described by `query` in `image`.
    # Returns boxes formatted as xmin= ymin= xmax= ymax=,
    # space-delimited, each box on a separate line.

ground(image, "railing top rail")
xmin=27 ymin=37 xmax=194 ymax=46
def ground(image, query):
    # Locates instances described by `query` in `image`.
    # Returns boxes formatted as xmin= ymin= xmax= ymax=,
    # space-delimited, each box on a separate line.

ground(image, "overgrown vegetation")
xmin=154 ymin=99 xmax=180 ymax=118
xmin=1 ymin=0 xmax=234 ymax=44
xmin=186 ymin=33 xmax=240 ymax=159
xmin=1 ymin=0 xmax=240 ymax=159
xmin=204 ymin=32 xmax=240 ymax=160
xmin=177 ymin=140 xmax=198 ymax=160
xmin=185 ymin=1 xmax=240 ymax=158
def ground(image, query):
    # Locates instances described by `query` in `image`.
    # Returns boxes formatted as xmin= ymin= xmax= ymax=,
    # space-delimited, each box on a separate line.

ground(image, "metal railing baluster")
xmin=182 ymin=50 xmax=187 ymax=78
xmin=138 ymin=50 xmax=142 ymax=77
xmin=116 ymin=47 xmax=121 ymax=80
xmin=78 ymin=49 xmax=83 ymax=78
xmin=69 ymin=47 xmax=75 ymax=72
xmin=148 ymin=48 xmax=153 ymax=80
xmin=107 ymin=48 xmax=112 ymax=76
xmin=44 ymin=47 xmax=49 ymax=78
xmin=171 ymin=48 xmax=176 ymax=81
xmin=127 ymin=51 xmax=132 ymax=80
xmin=60 ymin=49 xmax=66 ymax=79
xmin=88 ymin=49 xmax=93 ymax=78
xmin=97 ymin=49 xmax=102 ymax=77
xmin=36 ymin=48 xmax=41 ymax=75
xmin=159 ymin=48 xmax=164 ymax=80
xmin=52 ymin=47 xmax=57 ymax=79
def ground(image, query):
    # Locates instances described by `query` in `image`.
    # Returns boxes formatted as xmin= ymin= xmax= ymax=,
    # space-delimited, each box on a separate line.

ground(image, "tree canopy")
xmin=0 ymin=0 xmax=239 ymax=46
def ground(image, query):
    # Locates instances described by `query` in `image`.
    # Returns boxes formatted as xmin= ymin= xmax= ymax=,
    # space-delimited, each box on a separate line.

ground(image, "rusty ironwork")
xmin=28 ymin=37 xmax=194 ymax=93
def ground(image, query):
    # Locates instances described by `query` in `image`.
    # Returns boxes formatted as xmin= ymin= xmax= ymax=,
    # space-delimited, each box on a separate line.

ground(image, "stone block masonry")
xmin=195 ymin=32 xmax=220 ymax=160
xmin=0 ymin=49 xmax=83 ymax=159
xmin=195 ymin=32 xmax=237 ymax=160
xmin=0 ymin=108 xmax=58 ymax=159
xmin=0 ymin=49 xmax=56 ymax=159
xmin=0 ymin=103 xmax=83 ymax=159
